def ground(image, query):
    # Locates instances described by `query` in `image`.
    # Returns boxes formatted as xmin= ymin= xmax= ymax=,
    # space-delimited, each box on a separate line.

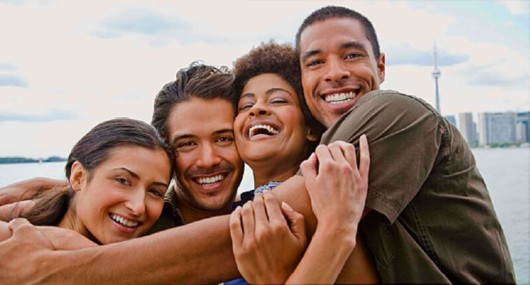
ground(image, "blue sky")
xmin=0 ymin=0 xmax=529 ymax=157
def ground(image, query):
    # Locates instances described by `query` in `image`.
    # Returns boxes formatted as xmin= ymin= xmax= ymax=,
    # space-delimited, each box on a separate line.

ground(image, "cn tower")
xmin=432 ymin=42 xmax=441 ymax=113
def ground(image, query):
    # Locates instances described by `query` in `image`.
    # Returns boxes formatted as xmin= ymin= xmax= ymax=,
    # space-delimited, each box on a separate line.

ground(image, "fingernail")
xmin=281 ymin=201 xmax=293 ymax=211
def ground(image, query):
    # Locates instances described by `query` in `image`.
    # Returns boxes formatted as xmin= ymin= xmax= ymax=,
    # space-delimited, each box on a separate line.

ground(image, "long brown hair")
xmin=22 ymin=118 xmax=175 ymax=226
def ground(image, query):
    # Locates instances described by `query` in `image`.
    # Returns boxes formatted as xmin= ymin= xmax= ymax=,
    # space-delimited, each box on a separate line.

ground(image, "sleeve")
xmin=319 ymin=90 xmax=443 ymax=223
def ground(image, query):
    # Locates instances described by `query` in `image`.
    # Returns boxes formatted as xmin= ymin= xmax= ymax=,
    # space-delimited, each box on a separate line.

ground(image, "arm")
xmin=0 ymin=141 xmax=375 ymax=284
xmin=1 ymin=215 xmax=239 ymax=284
xmin=0 ymin=177 xmax=65 ymax=206
xmin=229 ymin=138 xmax=373 ymax=284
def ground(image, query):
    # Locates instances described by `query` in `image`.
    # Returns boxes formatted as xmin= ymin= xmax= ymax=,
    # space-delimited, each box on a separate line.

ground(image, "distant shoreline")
xmin=1 ymin=143 xmax=527 ymax=165
xmin=0 ymin=156 xmax=66 ymax=164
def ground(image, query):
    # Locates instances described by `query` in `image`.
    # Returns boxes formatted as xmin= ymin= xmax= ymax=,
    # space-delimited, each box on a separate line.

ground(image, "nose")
xmin=196 ymin=143 xmax=222 ymax=168
xmin=125 ymin=189 xmax=146 ymax=217
xmin=249 ymin=100 xmax=270 ymax=117
xmin=324 ymin=57 xmax=350 ymax=82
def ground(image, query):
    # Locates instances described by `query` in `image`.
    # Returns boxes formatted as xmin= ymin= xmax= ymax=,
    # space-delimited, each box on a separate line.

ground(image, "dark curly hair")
xmin=232 ymin=41 xmax=324 ymax=155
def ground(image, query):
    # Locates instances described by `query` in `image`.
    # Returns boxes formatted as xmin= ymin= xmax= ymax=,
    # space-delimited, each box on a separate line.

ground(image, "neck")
xmin=174 ymin=189 xmax=233 ymax=224
xmin=59 ymin=204 xmax=98 ymax=244
xmin=250 ymin=158 xmax=300 ymax=188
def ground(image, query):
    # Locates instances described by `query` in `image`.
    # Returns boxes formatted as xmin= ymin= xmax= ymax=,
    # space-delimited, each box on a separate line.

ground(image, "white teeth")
xmin=197 ymin=174 xmax=224 ymax=185
xmin=248 ymin=124 xmax=279 ymax=137
xmin=325 ymin=92 xmax=356 ymax=104
xmin=110 ymin=214 xmax=139 ymax=227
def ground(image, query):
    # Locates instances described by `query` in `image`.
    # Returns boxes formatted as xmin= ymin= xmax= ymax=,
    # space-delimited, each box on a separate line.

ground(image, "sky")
xmin=0 ymin=0 xmax=529 ymax=158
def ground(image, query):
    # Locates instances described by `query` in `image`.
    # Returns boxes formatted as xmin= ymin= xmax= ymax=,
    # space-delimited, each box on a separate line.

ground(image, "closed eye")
xmin=271 ymin=98 xmax=288 ymax=104
xmin=238 ymin=103 xmax=254 ymax=112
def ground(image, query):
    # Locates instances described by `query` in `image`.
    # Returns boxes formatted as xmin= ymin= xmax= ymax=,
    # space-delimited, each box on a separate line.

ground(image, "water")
xmin=0 ymin=148 xmax=528 ymax=283
xmin=471 ymin=148 xmax=530 ymax=284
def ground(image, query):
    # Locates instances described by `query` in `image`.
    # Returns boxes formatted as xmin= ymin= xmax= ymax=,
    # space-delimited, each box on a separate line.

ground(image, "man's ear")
xmin=306 ymin=128 xmax=319 ymax=142
xmin=377 ymin=53 xmax=386 ymax=83
xmin=69 ymin=161 xmax=86 ymax=192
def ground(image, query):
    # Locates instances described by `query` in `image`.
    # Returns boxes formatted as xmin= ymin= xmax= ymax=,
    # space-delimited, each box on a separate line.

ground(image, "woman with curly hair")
xmin=227 ymin=42 xmax=374 ymax=284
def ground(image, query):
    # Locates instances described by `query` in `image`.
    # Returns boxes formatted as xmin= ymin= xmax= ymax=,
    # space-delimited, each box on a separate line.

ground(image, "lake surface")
xmin=0 ymin=147 xmax=528 ymax=283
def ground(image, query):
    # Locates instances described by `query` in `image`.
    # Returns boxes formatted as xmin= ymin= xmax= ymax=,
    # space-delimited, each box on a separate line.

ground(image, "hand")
xmin=0 ymin=218 xmax=97 ymax=285
xmin=0 ymin=200 xmax=33 ymax=221
xmin=0 ymin=218 xmax=57 ymax=284
xmin=230 ymin=191 xmax=307 ymax=284
xmin=0 ymin=177 xmax=66 ymax=206
xmin=299 ymin=135 xmax=370 ymax=236
xmin=39 ymin=226 xmax=98 ymax=250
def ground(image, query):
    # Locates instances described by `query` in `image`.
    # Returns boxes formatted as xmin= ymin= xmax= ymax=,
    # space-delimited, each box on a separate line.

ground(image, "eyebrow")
xmin=213 ymin=128 xmax=234 ymax=135
xmin=301 ymin=40 xmax=369 ymax=62
xmin=240 ymin=87 xmax=292 ymax=101
xmin=171 ymin=128 xmax=234 ymax=146
xmin=116 ymin=167 xmax=169 ymax=188
xmin=266 ymin=87 xmax=292 ymax=95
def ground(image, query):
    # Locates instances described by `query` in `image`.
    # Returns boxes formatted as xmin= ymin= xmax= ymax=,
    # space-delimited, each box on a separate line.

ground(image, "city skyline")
xmin=452 ymin=110 xmax=529 ymax=147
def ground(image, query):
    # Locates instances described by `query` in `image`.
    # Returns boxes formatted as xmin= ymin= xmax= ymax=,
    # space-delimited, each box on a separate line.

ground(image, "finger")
xmin=300 ymin=152 xmax=317 ymax=183
xmin=0 ymin=200 xmax=33 ymax=222
xmin=337 ymin=141 xmax=358 ymax=175
xmin=280 ymin=202 xmax=306 ymax=245
xmin=262 ymin=191 xmax=287 ymax=227
xmin=0 ymin=221 xmax=12 ymax=241
xmin=241 ymin=201 xmax=256 ymax=237
xmin=8 ymin=218 xmax=54 ymax=248
xmin=252 ymin=194 xmax=269 ymax=226
xmin=359 ymin=134 xmax=370 ymax=181
xmin=328 ymin=141 xmax=352 ymax=165
xmin=229 ymin=206 xmax=244 ymax=246
xmin=314 ymin=144 xmax=333 ymax=174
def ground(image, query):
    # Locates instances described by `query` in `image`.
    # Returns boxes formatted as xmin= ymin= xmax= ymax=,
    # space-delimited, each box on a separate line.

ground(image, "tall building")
xmin=478 ymin=112 xmax=517 ymax=146
xmin=516 ymin=111 xmax=530 ymax=143
xmin=458 ymin=112 xmax=478 ymax=147
xmin=445 ymin=115 xmax=456 ymax=126
xmin=432 ymin=43 xmax=441 ymax=113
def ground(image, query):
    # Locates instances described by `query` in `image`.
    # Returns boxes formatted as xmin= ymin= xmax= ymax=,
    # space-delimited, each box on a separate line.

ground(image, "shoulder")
xmin=322 ymin=90 xmax=442 ymax=145
xmin=357 ymin=89 xmax=438 ymax=116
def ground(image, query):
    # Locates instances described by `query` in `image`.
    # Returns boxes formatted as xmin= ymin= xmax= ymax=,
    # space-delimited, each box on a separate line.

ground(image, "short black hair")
xmin=295 ymin=6 xmax=381 ymax=60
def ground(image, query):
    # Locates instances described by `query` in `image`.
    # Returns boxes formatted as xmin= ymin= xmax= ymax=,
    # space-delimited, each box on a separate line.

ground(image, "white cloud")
xmin=0 ymin=0 xmax=529 ymax=157
xmin=495 ymin=0 xmax=530 ymax=15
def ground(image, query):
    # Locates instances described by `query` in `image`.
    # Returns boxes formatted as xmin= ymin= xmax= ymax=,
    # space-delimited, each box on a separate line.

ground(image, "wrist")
xmin=314 ymin=222 xmax=357 ymax=251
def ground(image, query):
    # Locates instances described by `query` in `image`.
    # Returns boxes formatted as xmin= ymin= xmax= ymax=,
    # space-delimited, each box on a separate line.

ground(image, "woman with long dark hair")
xmin=21 ymin=117 xmax=175 ymax=245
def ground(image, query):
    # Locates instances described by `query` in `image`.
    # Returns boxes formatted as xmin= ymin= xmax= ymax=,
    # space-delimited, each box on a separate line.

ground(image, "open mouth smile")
xmin=324 ymin=91 xmax=357 ymax=105
xmin=196 ymin=174 xmax=224 ymax=185
xmin=248 ymin=124 xmax=280 ymax=139
xmin=109 ymin=213 xmax=141 ymax=228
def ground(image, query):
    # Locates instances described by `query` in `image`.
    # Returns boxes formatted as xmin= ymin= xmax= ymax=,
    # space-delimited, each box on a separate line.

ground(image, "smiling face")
xmin=71 ymin=145 xmax=171 ymax=244
xmin=299 ymin=17 xmax=386 ymax=127
xmin=167 ymin=97 xmax=243 ymax=212
xmin=234 ymin=73 xmax=316 ymax=183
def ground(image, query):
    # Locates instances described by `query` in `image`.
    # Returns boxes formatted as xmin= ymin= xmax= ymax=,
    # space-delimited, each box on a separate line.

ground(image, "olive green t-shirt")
xmin=321 ymin=90 xmax=515 ymax=284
